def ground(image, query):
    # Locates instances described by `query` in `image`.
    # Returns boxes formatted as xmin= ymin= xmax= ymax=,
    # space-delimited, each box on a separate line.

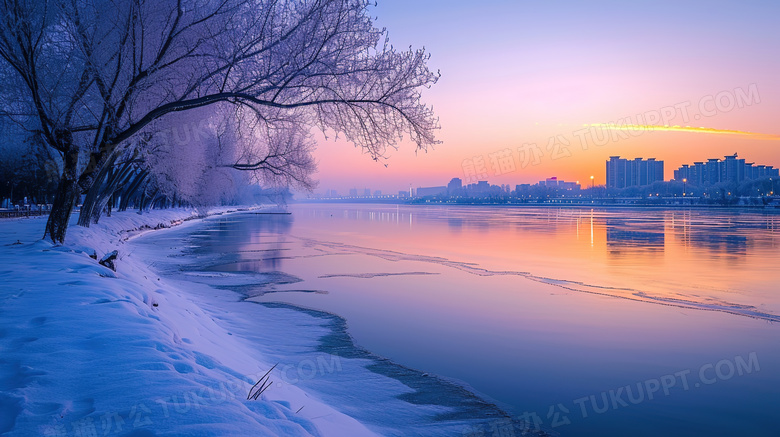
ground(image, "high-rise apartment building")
xmin=606 ymin=156 xmax=664 ymax=188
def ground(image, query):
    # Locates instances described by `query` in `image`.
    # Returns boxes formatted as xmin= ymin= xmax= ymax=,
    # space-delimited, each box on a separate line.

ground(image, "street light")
xmin=682 ymin=178 xmax=687 ymax=197
xmin=590 ymin=176 xmax=595 ymax=200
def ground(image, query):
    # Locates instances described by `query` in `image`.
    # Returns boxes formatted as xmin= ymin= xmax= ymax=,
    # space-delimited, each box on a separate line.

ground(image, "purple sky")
xmin=314 ymin=0 xmax=780 ymax=194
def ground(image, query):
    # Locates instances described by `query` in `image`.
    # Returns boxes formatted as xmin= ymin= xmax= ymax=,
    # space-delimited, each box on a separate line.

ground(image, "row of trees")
xmin=0 ymin=0 xmax=440 ymax=242
xmin=606 ymin=178 xmax=778 ymax=200
xmin=409 ymin=178 xmax=779 ymax=205
xmin=0 ymin=137 xmax=60 ymax=205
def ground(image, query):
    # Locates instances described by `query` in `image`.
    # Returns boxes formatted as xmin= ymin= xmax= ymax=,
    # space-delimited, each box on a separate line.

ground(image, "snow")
xmin=0 ymin=209 xmax=377 ymax=437
xmin=0 ymin=208 xmax=515 ymax=436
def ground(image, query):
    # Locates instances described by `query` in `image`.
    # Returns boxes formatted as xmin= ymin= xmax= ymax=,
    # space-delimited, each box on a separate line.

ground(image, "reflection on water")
xmin=606 ymin=220 xmax=665 ymax=259
xmin=185 ymin=205 xmax=780 ymax=437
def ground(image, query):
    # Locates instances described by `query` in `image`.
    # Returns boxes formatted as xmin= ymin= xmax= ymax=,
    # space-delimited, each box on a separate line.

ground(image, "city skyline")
xmin=312 ymin=1 xmax=780 ymax=193
xmin=317 ymin=151 xmax=779 ymax=197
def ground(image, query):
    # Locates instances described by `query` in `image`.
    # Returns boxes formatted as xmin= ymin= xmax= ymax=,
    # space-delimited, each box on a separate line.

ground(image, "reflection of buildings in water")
xmin=668 ymin=212 xmax=780 ymax=257
xmin=307 ymin=205 xmax=593 ymax=236
xmin=309 ymin=205 xmax=417 ymax=228
xmin=606 ymin=228 xmax=665 ymax=248
xmin=671 ymin=221 xmax=749 ymax=257
xmin=605 ymin=212 xmax=780 ymax=259
xmin=688 ymin=232 xmax=748 ymax=256
xmin=605 ymin=218 xmax=665 ymax=257
xmin=437 ymin=208 xmax=586 ymax=234
xmin=295 ymin=206 xmax=780 ymax=262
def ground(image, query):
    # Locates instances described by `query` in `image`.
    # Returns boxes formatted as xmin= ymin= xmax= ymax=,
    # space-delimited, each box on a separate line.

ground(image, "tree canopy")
xmin=0 ymin=0 xmax=440 ymax=242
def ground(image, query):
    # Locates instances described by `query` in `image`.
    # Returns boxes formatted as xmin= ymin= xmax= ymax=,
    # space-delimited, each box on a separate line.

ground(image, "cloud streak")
xmin=590 ymin=124 xmax=780 ymax=141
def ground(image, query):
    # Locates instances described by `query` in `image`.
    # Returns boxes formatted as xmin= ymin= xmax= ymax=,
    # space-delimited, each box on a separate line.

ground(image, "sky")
xmin=313 ymin=0 xmax=780 ymax=194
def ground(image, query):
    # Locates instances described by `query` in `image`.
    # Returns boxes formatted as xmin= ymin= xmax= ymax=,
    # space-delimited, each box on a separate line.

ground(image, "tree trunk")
xmin=80 ymin=149 xmax=140 ymax=225
xmin=44 ymin=148 xmax=80 ymax=243
xmin=78 ymin=152 xmax=117 ymax=227
xmin=106 ymin=193 xmax=114 ymax=217
xmin=119 ymin=170 xmax=147 ymax=211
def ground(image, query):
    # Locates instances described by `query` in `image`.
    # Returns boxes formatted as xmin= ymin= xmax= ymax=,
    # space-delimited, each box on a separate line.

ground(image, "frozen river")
xmin=172 ymin=204 xmax=780 ymax=436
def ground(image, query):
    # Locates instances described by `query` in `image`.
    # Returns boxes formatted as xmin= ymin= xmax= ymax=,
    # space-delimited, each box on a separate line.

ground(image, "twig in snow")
xmin=247 ymin=363 xmax=277 ymax=400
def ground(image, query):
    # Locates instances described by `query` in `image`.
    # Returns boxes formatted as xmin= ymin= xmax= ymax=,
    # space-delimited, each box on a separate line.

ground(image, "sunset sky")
xmin=313 ymin=0 xmax=780 ymax=194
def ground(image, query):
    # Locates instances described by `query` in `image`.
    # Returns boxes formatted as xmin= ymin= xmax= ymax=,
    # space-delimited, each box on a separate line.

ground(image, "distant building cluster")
xmin=515 ymin=177 xmax=580 ymax=196
xmin=447 ymin=177 xmax=463 ymax=194
xmin=321 ymin=188 xmax=383 ymax=198
xmin=416 ymin=186 xmax=447 ymax=197
xmin=673 ymin=154 xmax=779 ymax=185
xmin=314 ymin=152 xmax=777 ymax=202
xmin=439 ymin=178 xmax=518 ymax=197
xmin=426 ymin=177 xmax=580 ymax=198
xmin=320 ymin=176 xmax=581 ymax=200
xmin=606 ymin=156 xmax=664 ymax=189
xmin=536 ymin=177 xmax=580 ymax=191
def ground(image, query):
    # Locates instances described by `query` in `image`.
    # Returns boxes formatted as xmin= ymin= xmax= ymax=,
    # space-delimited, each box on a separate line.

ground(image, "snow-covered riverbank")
xmin=0 ymin=209 xmax=380 ymax=436
xmin=0 ymin=209 xmax=515 ymax=437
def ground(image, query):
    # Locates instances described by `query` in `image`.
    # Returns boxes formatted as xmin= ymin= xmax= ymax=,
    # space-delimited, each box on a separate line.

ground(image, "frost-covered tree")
xmin=131 ymin=112 xmax=214 ymax=210
xmin=127 ymin=105 xmax=315 ymax=213
xmin=0 ymin=0 xmax=440 ymax=243
xmin=136 ymin=108 xmax=240 ymax=209
xmin=221 ymin=106 xmax=317 ymax=190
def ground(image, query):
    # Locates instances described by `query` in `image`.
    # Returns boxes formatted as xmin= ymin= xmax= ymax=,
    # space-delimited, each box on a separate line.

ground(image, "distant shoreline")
xmin=296 ymin=199 xmax=780 ymax=212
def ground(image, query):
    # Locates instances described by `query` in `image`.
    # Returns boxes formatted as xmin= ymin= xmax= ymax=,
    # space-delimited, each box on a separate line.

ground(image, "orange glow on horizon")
xmin=590 ymin=124 xmax=780 ymax=141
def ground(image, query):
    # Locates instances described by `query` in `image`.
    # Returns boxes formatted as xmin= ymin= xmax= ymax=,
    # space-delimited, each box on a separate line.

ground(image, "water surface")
xmin=187 ymin=204 xmax=780 ymax=436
